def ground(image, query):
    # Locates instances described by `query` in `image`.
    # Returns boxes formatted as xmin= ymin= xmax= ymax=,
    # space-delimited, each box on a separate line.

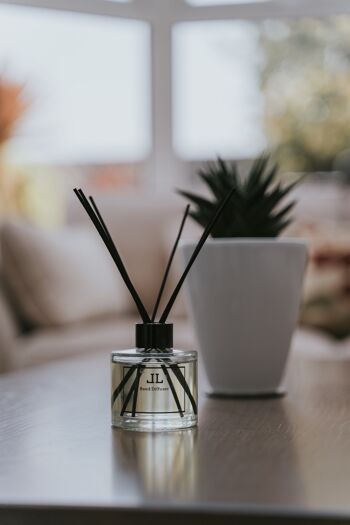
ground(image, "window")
xmin=0 ymin=4 xmax=151 ymax=164
xmin=0 ymin=0 xmax=349 ymax=181
xmin=173 ymin=21 xmax=266 ymax=160
xmin=174 ymin=13 xmax=350 ymax=173
xmin=260 ymin=16 xmax=350 ymax=173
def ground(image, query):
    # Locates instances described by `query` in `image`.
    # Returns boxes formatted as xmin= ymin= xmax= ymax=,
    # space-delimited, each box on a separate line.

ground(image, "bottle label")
xmin=122 ymin=365 xmax=186 ymax=414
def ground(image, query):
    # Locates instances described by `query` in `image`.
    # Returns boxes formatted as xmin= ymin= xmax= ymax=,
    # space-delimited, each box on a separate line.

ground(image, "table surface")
xmin=1 ymin=348 xmax=350 ymax=525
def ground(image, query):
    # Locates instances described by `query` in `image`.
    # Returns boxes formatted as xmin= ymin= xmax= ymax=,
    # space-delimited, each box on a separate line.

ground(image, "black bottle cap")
xmin=136 ymin=323 xmax=173 ymax=350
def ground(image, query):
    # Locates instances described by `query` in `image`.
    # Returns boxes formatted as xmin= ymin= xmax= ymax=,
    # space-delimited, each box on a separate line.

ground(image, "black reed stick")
xmin=169 ymin=364 xmax=197 ymax=414
xmin=75 ymin=189 xmax=150 ymax=322
xmin=87 ymin=193 xmax=150 ymax=322
xmin=88 ymin=195 xmax=114 ymax=240
xmin=159 ymin=187 xmax=235 ymax=323
xmin=74 ymin=188 xmax=150 ymax=323
xmin=111 ymin=350 xmax=153 ymax=409
xmin=158 ymin=362 xmax=184 ymax=417
xmin=111 ymin=366 xmax=136 ymax=408
xmin=131 ymin=366 xmax=142 ymax=417
xmin=120 ymin=372 xmax=142 ymax=416
xmin=151 ymin=204 xmax=190 ymax=322
xmin=154 ymin=349 xmax=197 ymax=414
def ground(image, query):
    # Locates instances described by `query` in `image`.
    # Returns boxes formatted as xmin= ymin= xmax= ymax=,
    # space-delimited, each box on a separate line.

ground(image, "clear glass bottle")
xmin=111 ymin=323 xmax=197 ymax=431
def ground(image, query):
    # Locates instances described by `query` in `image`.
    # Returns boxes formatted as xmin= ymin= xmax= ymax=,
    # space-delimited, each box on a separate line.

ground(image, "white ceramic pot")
xmin=181 ymin=239 xmax=308 ymax=396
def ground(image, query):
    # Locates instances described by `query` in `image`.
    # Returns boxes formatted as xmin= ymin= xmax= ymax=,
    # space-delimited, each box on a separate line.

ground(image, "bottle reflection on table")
xmin=113 ymin=428 xmax=197 ymax=499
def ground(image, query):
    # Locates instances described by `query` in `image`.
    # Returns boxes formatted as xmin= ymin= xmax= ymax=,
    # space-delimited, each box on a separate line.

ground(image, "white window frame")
xmin=2 ymin=0 xmax=350 ymax=186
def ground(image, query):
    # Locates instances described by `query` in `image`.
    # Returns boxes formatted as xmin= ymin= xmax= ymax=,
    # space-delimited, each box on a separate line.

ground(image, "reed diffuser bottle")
xmin=74 ymin=185 xmax=234 ymax=432
xmin=111 ymin=323 xmax=197 ymax=431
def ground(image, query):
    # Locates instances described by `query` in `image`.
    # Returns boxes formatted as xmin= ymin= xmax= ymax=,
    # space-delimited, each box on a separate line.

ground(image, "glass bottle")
xmin=111 ymin=323 xmax=197 ymax=431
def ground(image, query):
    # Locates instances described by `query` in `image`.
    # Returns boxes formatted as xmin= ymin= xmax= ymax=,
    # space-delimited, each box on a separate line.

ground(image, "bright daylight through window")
xmin=0 ymin=5 xmax=150 ymax=164
xmin=173 ymin=21 xmax=266 ymax=160
xmin=174 ymin=14 xmax=350 ymax=173
xmin=0 ymin=1 xmax=350 ymax=176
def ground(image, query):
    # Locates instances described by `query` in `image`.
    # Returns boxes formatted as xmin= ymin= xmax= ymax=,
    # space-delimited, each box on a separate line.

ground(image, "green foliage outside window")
xmin=261 ymin=17 xmax=350 ymax=174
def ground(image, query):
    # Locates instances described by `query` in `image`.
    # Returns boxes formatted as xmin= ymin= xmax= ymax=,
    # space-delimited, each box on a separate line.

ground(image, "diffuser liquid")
xmin=111 ymin=349 xmax=197 ymax=431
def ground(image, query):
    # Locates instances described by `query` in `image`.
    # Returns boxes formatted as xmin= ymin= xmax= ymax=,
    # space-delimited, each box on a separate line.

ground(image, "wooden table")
xmin=1 ymin=350 xmax=350 ymax=525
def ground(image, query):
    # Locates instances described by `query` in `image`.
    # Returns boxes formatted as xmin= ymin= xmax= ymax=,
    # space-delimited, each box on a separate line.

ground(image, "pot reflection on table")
xmin=112 ymin=428 xmax=197 ymax=500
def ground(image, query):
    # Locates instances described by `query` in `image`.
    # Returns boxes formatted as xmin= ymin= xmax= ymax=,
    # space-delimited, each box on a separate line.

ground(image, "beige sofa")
xmin=0 ymin=192 xmax=196 ymax=373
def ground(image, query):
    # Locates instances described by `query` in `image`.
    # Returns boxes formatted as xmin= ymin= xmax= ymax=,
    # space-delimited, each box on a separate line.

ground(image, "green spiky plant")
xmin=177 ymin=154 xmax=300 ymax=238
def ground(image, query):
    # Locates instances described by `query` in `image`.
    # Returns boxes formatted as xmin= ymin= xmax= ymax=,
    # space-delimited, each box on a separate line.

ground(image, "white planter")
xmin=181 ymin=239 xmax=308 ymax=396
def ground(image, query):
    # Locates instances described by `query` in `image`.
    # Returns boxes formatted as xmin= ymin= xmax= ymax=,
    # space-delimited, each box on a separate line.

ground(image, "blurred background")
xmin=5 ymin=1 xmax=350 ymax=205
xmin=2 ymin=0 xmax=350 ymax=372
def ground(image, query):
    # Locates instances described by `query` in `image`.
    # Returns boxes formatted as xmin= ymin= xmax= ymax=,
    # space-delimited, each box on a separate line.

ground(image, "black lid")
xmin=136 ymin=323 xmax=173 ymax=350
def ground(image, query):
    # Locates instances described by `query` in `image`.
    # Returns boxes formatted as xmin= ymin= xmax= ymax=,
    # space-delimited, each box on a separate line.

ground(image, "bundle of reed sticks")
xmin=74 ymin=187 xmax=234 ymax=417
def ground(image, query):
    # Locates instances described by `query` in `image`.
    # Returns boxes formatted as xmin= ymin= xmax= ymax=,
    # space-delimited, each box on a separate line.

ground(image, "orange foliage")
xmin=0 ymin=77 xmax=29 ymax=145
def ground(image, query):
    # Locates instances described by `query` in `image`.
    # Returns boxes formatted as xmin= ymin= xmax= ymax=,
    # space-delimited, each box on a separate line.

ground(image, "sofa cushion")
xmin=1 ymin=220 xmax=130 ymax=328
